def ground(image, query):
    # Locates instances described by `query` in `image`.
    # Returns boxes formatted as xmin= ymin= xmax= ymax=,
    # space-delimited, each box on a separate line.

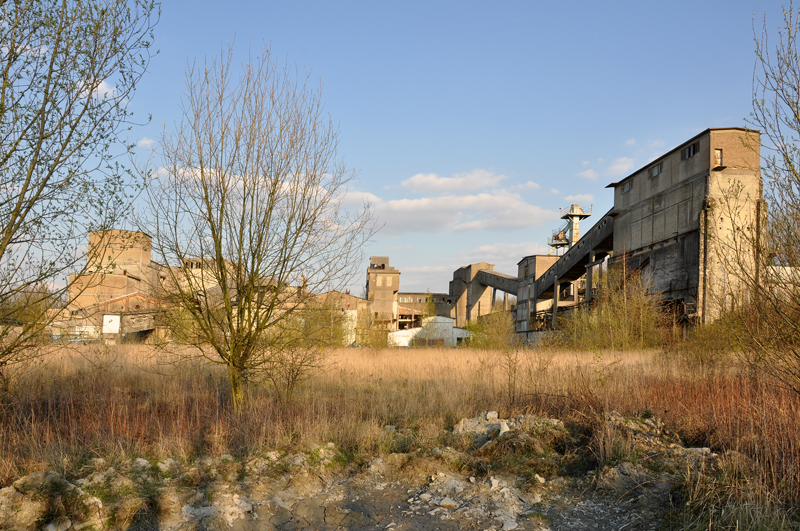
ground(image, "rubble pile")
xmin=0 ymin=412 xmax=721 ymax=531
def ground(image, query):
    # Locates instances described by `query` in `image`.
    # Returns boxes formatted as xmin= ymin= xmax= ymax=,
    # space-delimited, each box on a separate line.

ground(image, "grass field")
xmin=1 ymin=344 xmax=798 ymax=527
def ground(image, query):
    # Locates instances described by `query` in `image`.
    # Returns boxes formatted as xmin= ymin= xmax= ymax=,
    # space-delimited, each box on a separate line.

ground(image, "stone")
xmin=265 ymin=451 xmax=280 ymax=461
xmin=439 ymin=497 xmax=457 ymax=508
xmin=131 ymin=457 xmax=151 ymax=470
xmin=157 ymin=458 xmax=180 ymax=474
xmin=486 ymin=411 xmax=499 ymax=420
xmin=0 ymin=486 xmax=47 ymax=531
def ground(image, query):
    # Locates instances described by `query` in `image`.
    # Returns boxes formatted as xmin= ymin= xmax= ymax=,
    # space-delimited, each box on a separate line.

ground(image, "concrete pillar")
xmin=492 ymin=287 xmax=497 ymax=307
xmin=552 ymin=275 xmax=559 ymax=330
xmin=503 ymin=292 xmax=508 ymax=311
xmin=585 ymin=250 xmax=595 ymax=304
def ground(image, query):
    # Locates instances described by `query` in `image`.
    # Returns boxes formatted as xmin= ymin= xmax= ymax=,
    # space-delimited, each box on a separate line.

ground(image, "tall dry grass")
xmin=1 ymin=344 xmax=798 ymax=526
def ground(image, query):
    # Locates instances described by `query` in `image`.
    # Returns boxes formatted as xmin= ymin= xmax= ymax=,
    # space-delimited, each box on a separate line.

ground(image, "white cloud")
xmin=625 ymin=138 xmax=636 ymax=146
xmin=402 ymin=169 xmax=506 ymax=192
xmin=576 ymin=169 xmax=598 ymax=180
xmin=137 ymin=137 xmax=155 ymax=150
xmin=564 ymin=193 xmax=594 ymax=204
xmin=348 ymin=188 xmax=557 ymax=235
xmin=647 ymin=139 xmax=665 ymax=149
xmin=79 ymin=79 xmax=118 ymax=100
xmin=606 ymin=157 xmax=635 ymax=176
xmin=513 ymin=180 xmax=541 ymax=190
xmin=550 ymin=188 xmax=560 ymax=195
xmin=582 ymin=160 xmax=590 ymax=166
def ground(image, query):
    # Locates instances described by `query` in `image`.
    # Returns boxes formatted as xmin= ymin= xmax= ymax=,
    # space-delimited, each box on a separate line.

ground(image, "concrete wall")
xmin=608 ymin=128 xmax=760 ymax=320
xmin=450 ymin=262 xmax=495 ymax=326
xmin=69 ymin=230 xmax=168 ymax=311
xmin=365 ymin=256 xmax=400 ymax=329
xmin=515 ymin=255 xmax=559 ymax=333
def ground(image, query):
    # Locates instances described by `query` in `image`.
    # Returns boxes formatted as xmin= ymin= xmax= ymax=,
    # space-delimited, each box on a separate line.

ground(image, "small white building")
xmin=388 ymin=316 xmax=469 ymax=347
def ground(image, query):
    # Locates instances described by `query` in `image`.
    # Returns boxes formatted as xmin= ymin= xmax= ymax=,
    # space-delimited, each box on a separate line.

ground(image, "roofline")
xmin=605 ymin=127 xmax=761 ymax=189
xmin=517 ymin=254 xmax=556 ymax=265
xmin=76 ymin=291 xmax=166 ymax=310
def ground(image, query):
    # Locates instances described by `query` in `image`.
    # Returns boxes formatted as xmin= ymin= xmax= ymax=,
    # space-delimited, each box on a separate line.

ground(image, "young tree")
xmin=141 ymin=45 xmax=374 ymax=410
xmin=719 ymin=4 xmax=800 ymax=394
xmin=0 ymin=1 xmax=158 ymax=371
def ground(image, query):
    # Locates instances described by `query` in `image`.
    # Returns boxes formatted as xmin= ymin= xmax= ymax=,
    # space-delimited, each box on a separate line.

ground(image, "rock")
xmin=265 ymin=450 xmax=280 ymax=461
xmin=439 ymin=497 xmax=457 ymax=508
xmin=0 ymin=486 xmax=47 ymax=531
xmin=486 ymin=411 xmax=499 ymax=420
xmin=44 ymin=517 xmax=71 ymax=531
xmin=499 ymin=421 xmax=511 ymax=436
xmin=500 ymin=518 xmax=519 ymax=530
xmin=131 ymin=457 xmax=151 ymax=471
xmin=12 ymin=471 xmax=68 ymax=495
xmin=157 ymin=458 xmax=180 ymax=474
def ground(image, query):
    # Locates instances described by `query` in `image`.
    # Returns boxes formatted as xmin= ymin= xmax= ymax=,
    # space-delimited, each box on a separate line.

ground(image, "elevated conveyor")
xmin=532 ymin=208 xmax=615 ymax=301
xmin=475 ymin=269 xmax=519 ymax=294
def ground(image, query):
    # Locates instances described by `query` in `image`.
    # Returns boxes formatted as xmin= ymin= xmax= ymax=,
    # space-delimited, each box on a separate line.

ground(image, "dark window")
xmin=621 ymin=181 xmax=633 ymax=194
xmin=681 ymin=141 xmax=700 ymax=160
xmin=649 ymin=162 xmax=663 ymax=178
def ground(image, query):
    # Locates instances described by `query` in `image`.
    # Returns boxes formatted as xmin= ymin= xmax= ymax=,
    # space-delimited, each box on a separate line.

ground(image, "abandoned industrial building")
xmin=442 ymin=127 xmax=762 ymax=340
xmin=59 ymin=127 xmax=762 ymax=345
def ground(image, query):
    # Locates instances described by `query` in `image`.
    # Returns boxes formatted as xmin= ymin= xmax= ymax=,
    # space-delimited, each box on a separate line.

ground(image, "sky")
xmin=128 ymin=0 xmax=788 ymax=295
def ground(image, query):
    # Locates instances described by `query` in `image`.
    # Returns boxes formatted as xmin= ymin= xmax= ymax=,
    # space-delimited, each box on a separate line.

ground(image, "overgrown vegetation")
xmin=545 ymin=264 xmax=669 ymax=351
xmin=1 ymin=344 xmax=798 ymax=529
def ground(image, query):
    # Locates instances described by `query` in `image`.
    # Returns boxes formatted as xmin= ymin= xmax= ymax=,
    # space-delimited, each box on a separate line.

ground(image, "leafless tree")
xmin=0 ymin=1 xmax=158 ymax=375
xmin=714 ymin=4 xmax=800 ymax=394
xmin=140 ymin=44 xmax=374 ymax=410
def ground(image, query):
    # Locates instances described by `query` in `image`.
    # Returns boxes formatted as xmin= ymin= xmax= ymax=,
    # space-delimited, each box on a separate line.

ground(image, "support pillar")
xmin=552 ymin=275 xmax=560 ymax=330
xmin=585 ymin=250 xmax=595 ymax=304
xmin=492 ymin=287 xmax=497 ymax=307
xmin=503 ymin=292 xmax=508 ymax=311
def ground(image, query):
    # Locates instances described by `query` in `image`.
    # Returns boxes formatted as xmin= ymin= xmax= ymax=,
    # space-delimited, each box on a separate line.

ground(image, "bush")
xmin=547 ymin=263 xmax=665 ymax=351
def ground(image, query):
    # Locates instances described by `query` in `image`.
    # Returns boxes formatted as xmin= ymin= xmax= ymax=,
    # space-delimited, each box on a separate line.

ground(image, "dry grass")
xmin=1 ymin=344 xmax=798 ymax=526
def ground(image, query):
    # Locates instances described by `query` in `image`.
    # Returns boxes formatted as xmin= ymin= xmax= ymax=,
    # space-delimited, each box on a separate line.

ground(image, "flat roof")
xmin=605 ymin=127 xmax=760 ymax=189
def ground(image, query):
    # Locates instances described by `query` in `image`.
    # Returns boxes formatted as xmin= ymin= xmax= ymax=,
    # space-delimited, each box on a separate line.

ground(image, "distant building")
xmin=364 ymin=256 xmax=400 ymax=330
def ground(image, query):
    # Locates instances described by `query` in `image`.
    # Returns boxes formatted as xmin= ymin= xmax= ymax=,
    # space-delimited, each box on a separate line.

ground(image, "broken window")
xmin=681 ymin=141 xmax=700 ymax=160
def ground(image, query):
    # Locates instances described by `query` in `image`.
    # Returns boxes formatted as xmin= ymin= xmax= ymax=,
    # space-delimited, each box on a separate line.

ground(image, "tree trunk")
xmin=229 ymin=364 xmax=246 ymax=411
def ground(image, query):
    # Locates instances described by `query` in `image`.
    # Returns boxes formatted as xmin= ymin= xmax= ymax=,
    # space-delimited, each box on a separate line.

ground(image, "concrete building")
xmin=397 ymin=292 xmax=455 ymax=329
xmin=606 ymin=127 xmax=761 ymax=322
xmin=389 ymin=316 xmax=469 ymax=347
xmin=364 ymin=256 xmax=401 ymax=330
xmin=69 ymin=230 xmax=168 ymax=309
xmin=67 ymin=230 xmax=171 ymax=342
xmin=315 ymin=290 xmax=369 ymax=345
xmin=445 ymin=127 xmax=761 ymax=338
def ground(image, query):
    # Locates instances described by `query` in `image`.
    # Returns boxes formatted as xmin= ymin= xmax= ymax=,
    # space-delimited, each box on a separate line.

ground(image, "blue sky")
xmin=129 ymin=0 xmax=786 ymax=294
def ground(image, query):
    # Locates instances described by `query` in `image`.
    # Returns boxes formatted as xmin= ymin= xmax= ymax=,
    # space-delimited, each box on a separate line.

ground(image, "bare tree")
xmin=141 ymin=45 xmax=374 ymax=410
xmin=715 ymin=4 xmax=800 ymax=394
xmin=0 ymin=1 xmax=158 ymax=374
